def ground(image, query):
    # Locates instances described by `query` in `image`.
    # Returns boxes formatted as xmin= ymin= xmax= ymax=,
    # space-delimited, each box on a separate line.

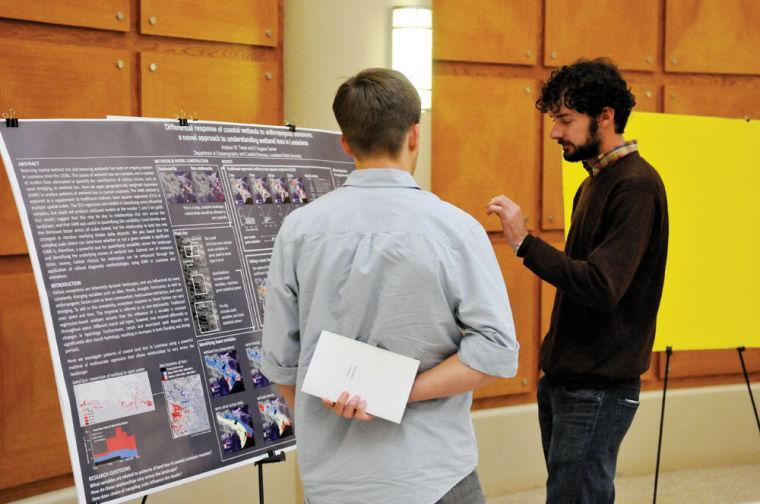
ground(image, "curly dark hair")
xmin=536 ymin=58 xmax=636 ymax=134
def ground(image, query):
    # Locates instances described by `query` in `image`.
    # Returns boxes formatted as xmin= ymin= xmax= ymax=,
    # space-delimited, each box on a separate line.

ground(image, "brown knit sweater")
xmin=519 ymin=151 xmax=668 ymax=383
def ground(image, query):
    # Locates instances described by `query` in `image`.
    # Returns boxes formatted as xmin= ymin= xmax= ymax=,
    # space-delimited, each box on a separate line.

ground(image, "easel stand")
xmin=124 ymin=450 xmax=286 ymax=504
xmin=737 ymin=346 xmax=760 ymax=434
xmin=256 ymin=450 xmax=286 ymax=504
xmin=652 ymin=346 xmax=672 ymax=504
xmin=653 ymin=346 xmax=759 ymax=504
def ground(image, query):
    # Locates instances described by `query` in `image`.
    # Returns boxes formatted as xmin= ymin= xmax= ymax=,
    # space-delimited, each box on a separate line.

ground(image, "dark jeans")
xmin=538 ymin=375 xmax=640 ymax=503
xmin=436 ymin=470 xmax=485 ymax=504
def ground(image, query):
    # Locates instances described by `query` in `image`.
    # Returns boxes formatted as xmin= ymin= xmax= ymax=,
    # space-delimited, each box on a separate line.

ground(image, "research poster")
xmin=0 ymin=119 xmax=353 ymax=503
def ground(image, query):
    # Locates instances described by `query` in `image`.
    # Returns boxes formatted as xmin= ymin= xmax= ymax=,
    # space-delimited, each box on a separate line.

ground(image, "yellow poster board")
xmin=562 ymin=112 xmax=760 ymax=351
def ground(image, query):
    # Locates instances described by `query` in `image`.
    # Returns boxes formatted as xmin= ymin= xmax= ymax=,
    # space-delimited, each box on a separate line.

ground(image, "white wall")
xmin=284 ymin=0 xmax=432 ymax=190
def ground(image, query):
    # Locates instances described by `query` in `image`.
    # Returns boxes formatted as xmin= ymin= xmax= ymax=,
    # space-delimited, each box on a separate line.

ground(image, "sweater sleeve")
xmin=519 ymin=189 xmax=656 ymax=312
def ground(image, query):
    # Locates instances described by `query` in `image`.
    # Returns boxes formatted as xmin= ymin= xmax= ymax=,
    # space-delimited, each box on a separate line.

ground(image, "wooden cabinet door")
xmin=541 ymin=117 xmax=563 ymax=230
xmin=0 ymin=174 xmax=26 ymax=257
xmin=0 ymin=258 xmax=70 ymax=489
xmin=629 ymin=83 xmax=660 ymax=113
xmin=0 ymin=0 xmax=130 ymax=32
xmin=0 ymin=40 xmax=131 ymax=118
xmin=140 ymin=0 xmax=278 ymax=46
xmin=665 ymin=84 xmax=760 ymax=119
xmin=434 ymin=0 xmax=538 ymax=65
xmin=140 ymin=51 xmax=280 ymax=124
xmin=475 ymin=238 xmax=539 ymax=398
xmin=433 ymin=73 xmax=539 ymax=232
xmin=545 ymin=0 xmax=659 ymax=71
xmin=660 ymin=348 xmax=760 ymax=379
xmin=0 ymin=39 xmax=131 ymax=256
xmin=666 ymin=0 xmax=760 ymax=75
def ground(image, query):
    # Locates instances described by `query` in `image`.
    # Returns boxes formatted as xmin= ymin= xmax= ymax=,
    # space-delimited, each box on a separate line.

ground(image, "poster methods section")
xmin=0 ymin=119 xmax=353 ymax=503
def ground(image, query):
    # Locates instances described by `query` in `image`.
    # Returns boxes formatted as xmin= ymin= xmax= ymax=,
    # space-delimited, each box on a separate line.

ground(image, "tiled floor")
xmin=488 ymin=462 xmax=760 ymax=504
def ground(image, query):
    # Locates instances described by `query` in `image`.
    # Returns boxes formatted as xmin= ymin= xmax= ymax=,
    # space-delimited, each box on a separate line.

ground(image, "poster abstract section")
xmin=0 ymin=119 xmax=353 ymax=504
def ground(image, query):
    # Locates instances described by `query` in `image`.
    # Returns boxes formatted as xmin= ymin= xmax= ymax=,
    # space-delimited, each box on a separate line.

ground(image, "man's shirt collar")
xmin=343 ymin=168 xmax=420 ymax=189
xmin=583 ymin=140 xmax=638 ymax=176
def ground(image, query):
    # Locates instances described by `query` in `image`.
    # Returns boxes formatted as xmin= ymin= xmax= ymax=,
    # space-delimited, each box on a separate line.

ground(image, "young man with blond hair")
xmin=262 ymin=68 xmax=519 ymax=503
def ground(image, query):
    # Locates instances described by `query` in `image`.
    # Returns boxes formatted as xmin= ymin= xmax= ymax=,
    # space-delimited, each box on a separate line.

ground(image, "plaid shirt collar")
xmin=583 ymin=140 xmax=638 ymax=176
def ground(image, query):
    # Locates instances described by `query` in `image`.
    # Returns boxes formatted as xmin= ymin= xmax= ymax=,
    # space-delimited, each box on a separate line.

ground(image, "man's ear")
xmin=407 ymin=123 xmax=420 ymax=152
xmin=340 ymin=135 xmax=354 ymax=158
xmin=597 ymin=106 xmax=616 ymax=130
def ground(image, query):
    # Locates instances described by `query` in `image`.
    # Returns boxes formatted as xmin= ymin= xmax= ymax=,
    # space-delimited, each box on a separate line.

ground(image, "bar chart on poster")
xmin=0 ymin=118 xmax=353 ymax=504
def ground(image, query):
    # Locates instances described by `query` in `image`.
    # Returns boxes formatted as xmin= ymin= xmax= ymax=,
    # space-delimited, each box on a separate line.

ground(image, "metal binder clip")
xmin=3 ymin=108 xmax=19 ymax=127
xmin=175 ymin=110 xmax=197 ymax=127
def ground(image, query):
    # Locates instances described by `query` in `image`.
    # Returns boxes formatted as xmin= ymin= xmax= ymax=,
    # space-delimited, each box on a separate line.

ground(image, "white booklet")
xmin=301 ymin=330 xmax=421 ymax=423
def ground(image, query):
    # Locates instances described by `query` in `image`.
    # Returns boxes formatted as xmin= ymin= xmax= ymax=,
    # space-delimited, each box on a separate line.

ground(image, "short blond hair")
xmin=332 ymin=68 xmax=421 ymax=158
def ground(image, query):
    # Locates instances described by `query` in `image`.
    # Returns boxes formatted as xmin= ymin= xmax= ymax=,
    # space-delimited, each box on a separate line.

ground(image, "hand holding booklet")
xmin=301 ymin=330 xmax=421 ymax=423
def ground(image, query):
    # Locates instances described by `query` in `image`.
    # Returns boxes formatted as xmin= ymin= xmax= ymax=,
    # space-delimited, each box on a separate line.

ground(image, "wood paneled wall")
xmin=0 ymin=0 xmax=282 ymax=499
xmin=432 ymin=0 xmax=760 ymax=409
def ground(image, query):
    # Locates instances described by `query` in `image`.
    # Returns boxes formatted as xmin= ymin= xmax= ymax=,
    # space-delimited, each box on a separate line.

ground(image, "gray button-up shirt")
xmin=261 ymin=169 xmax=518 ymax=504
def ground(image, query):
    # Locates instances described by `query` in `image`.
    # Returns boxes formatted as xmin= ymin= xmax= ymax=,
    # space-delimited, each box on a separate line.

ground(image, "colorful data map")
xmin=163 ymin=374 xmax=211 ymax=438
xmin=74 ymin=371 xmax=155 ymax=427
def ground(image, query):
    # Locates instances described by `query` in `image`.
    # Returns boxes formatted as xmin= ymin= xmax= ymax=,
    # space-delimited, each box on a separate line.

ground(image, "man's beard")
xmin=561 ymin=120 xmax=600 ymax=162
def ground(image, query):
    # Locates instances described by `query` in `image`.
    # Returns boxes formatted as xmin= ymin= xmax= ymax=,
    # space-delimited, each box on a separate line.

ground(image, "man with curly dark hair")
xmin=487 ymin=58 xmax=669 ymax=502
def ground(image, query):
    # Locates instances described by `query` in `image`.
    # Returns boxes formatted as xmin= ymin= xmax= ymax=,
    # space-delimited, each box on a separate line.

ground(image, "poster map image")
xmin=74 ymin=371 xmax=155 ymax=427
xmin=258 ymin=395 xmax=293 ymax=441
xmin=246 ymin=342 xmax=271 ymax=388
xmin=204 ymin=349 xmax=245 ymax=397
xmin=216 ymin=404 xmax=255 ymax=454
xmin=162 ymin=374 xmax=211 ymax=438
